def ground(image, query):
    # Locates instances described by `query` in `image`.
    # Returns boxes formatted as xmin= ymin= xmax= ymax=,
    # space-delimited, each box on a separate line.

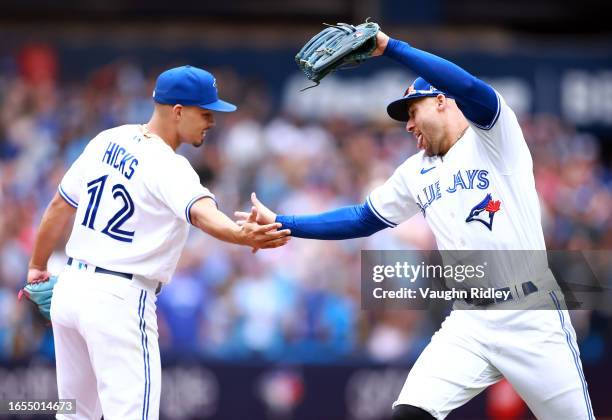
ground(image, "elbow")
xmin=358 ymin=225 xmax=385 ymax=238
xmin=364 ymin=228 xmax=378 ymax=238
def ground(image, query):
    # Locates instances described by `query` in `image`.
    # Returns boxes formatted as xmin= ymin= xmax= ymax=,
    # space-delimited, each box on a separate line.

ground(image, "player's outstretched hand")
xmin=371 ymin=30 xmax=390 ymax=57
xmin=234 ymin=193 xmax=277 ymax=226
xmin=238 ymin=205 xmax=290 ymax=253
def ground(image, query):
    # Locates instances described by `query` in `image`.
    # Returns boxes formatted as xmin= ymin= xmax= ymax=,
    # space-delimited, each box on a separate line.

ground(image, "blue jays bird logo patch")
xmin=465 ymin=193 xmax=501 ymax=231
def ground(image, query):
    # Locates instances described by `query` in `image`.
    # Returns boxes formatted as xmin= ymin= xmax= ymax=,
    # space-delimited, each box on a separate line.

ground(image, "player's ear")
xmin=436 ymin=94 xmax=446 ymax=109
xmin=172 ymin=104 xmax=183 ymax=120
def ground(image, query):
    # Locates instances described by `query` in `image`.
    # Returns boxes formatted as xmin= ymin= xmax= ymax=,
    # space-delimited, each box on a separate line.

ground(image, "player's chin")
xmin=192 ymin=133 xmax=206 ymax=148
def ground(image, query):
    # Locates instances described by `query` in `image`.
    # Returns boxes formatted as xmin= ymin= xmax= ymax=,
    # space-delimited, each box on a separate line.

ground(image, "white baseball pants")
xmin=393 ymin=292 xmax=594 ymax=419
xmin=51 ymin=265 xmax=160 ymax=420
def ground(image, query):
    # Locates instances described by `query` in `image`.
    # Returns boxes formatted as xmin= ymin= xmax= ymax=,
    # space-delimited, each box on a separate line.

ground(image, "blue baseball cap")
xmin=386 ymin=77 xmax=452 ymax=122
xmin=152 ymin=65 xmax=237 ymax=112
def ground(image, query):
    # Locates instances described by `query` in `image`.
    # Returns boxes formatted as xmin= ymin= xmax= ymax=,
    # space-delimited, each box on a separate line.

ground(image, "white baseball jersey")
xmin=369 ymin=93 xmax=544 ymax=251
xmin=58 ymin=124 xmax=214 ymax=283
xmin=368 ymin=93 xmax=554 ymax=290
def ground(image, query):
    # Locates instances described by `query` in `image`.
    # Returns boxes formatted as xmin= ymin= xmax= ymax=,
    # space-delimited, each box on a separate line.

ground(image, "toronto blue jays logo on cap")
xmin=465 ymin=193 xmax=501 ymax=231
xmin=403 ymin=84 xmax=415 ymax=97
xmin=387 ymin=77 xmax=452 ymax=122
xmin=402 ymin=79 xmax=441 ymax=99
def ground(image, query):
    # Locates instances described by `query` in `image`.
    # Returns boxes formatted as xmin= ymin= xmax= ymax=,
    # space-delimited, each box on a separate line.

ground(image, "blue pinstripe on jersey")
xmin=550 ymin=291 xmax=594 ymax=420
xmin=138 ymin=290 xmax=151 ymax=420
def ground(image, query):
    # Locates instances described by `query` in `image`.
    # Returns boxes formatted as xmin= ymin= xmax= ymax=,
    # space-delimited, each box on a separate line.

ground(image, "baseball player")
xmin=25 ymin=65 xmax=291 ymax=419
xmin=237 ymin=30 xmax=594 ymax=419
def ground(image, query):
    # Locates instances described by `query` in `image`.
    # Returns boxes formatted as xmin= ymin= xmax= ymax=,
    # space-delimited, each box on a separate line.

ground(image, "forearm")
xmin=276 ymin=201 xmax=388 ymax=240
xmin=30 ymin=192 xmax=76 ymax=270
xmin=191 ymin=198 xmax=242 ymax=245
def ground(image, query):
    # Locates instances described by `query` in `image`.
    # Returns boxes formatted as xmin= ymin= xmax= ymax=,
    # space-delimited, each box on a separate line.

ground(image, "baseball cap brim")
xmin=198 ymin=99 xmax=237 ymax=112
xmin=386 ymin=93 xmax=437 ymax=122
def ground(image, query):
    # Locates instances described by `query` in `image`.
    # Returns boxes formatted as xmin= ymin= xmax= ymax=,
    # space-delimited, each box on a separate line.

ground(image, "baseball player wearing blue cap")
xmin=238 ymin=30 xmax=594 ymax=420
xmin=26 ymin=65 xmax=291 ymax=419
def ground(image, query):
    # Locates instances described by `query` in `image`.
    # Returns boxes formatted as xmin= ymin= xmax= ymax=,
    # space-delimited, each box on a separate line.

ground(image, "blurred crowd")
xmin=1 ymin=44 xmax=611 ymax=366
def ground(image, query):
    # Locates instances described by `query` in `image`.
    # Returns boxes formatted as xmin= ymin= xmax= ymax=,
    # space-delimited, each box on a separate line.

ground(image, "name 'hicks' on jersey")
xmin=102 ymin=141 xmax=139 ymax=180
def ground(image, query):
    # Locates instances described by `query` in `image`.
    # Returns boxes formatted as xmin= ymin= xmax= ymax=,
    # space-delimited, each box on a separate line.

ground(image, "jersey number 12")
xmin=81 ymin=175 xmax=135 ymax=243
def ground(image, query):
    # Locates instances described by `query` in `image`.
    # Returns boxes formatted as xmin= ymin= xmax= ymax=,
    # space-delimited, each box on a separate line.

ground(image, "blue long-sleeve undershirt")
xmin=384 ymin=38 xmax=500 ymax=129
xmin=276 ymin=201 xmax=388 ymax=240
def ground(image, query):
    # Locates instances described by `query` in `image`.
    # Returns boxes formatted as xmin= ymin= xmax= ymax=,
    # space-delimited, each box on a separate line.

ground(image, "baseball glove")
xmin=295 ymin=20 xmax=380 ymax=89
xmin=18 ymin=275 xmax=58 ymax=321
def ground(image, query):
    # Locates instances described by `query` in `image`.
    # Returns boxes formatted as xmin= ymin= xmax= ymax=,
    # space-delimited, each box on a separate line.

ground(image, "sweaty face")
xmin=176 ymin=106 xmax=215 ymax=147
xmin=406 ymin=97 xmax=446 ymax=156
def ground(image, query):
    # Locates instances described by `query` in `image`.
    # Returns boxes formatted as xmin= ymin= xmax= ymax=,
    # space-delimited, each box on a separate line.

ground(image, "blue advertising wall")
xmin=2 ymin=360 xmax=612 ymax=419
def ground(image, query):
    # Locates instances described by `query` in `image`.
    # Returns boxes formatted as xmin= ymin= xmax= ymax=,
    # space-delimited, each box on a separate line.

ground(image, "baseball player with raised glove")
xmin=238 ymin=23 xmax=594 ymax=420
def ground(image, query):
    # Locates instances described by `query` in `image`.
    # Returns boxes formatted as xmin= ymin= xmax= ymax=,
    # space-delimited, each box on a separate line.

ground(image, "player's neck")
xmin=145 ymin=117 xmax=180 ymax=151
xmin=451 ymin=123 xmax=469 ymax=145
xmin=441 ymin=121 xmax=469 ymax=156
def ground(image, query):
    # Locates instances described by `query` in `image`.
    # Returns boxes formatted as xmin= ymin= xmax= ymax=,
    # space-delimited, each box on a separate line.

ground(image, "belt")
xmin=67 ymin=257 xmax=162 ymax=295
xmin=67 ymin=257 xmax=132 ymax=280
xmin=463 ymin=281 xmax=538 ymax=307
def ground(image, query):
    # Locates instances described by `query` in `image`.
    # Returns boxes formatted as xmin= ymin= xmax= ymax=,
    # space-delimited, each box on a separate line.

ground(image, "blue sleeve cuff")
xmin=366 ymin=196 xmax=397 ymax=228
xmin=465 ymin=91 xmax=501 ymax=131
xmin=58 ymin=185 xmax=78 ymax=208
xmin=185 ymin=194 xmax=216 ymax=225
